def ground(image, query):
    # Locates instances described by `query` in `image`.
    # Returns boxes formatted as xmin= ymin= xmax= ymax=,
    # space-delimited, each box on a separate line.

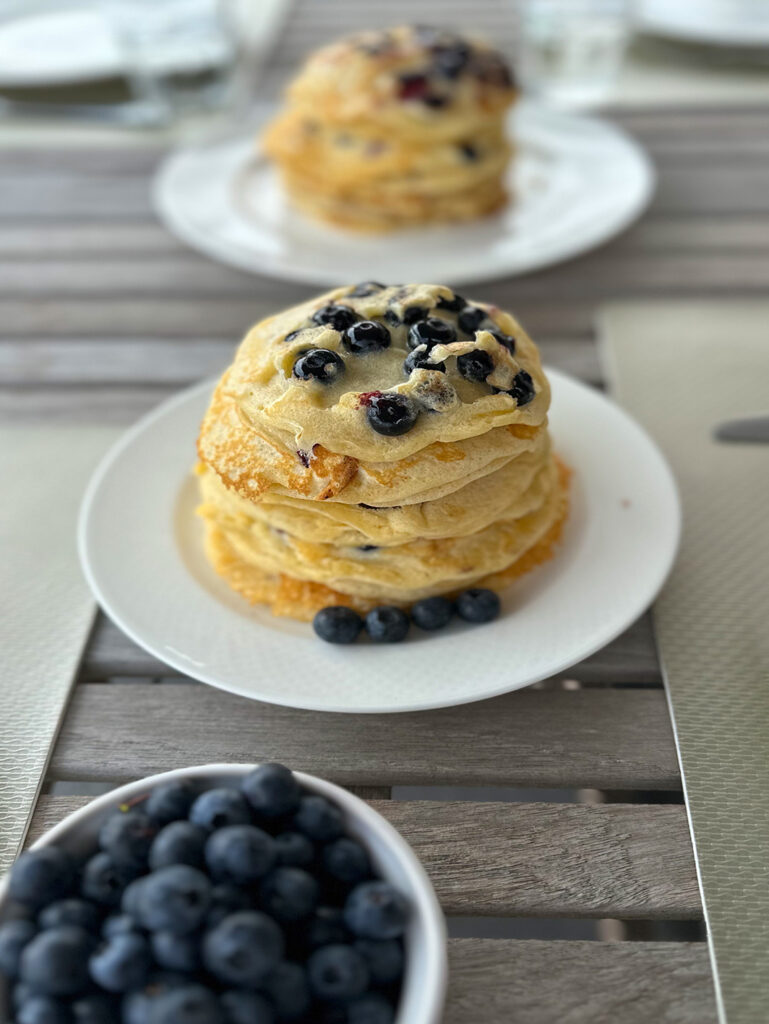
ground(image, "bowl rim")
xmin=0 ymin=763 xmax=448 ymax=1024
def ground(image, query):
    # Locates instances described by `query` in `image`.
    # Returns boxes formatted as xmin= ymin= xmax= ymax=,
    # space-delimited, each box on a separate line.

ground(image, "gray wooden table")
xmin=4 ymin=26 xmax=769 ymax=1016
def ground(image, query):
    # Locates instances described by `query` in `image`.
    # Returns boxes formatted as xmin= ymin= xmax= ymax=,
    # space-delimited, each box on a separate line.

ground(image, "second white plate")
xmin=78 ymin=370 xmax=679 ymax=714
xmin=153 ymin=103 xmax=655 ymax=287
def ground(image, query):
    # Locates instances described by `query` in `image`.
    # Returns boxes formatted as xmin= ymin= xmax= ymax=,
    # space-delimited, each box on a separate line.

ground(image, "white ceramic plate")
xmin=78 ymin=369 xmax=680 ymax=714
xmin=152 ymin=103 xmax=655 ymax=287
xmin=636 ymin=0 xmax=769 ymax=48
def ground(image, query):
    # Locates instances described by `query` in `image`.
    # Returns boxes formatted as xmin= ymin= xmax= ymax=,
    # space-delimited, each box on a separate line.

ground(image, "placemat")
xmin=0 ymin=427 xmax=116 ymax=871
xmin=601 ymin=301 xmax=769 ymax=1024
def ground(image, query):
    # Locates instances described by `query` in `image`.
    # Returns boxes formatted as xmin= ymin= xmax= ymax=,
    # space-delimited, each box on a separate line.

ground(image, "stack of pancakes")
xmin=262 ymin=25 xmax=517 ymax=231
xmin=196 ymin=283 xmax=569 ymax=621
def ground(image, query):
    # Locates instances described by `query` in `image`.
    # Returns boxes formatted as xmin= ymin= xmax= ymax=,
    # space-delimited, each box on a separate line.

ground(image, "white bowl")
xmin=0 ymin=765 xmax=448 ymax=1024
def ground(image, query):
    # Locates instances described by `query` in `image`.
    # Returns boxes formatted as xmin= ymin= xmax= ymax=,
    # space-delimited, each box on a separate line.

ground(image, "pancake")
xmin=262 ymin=25 xmax=517 ymax=232
xmin=196 ymin=282 xmax=570 ymax=618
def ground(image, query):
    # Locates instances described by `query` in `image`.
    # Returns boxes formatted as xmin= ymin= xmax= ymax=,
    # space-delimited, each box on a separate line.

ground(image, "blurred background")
xmin=2 ymin=0 xmax=768 ymax=951
xmin=0 ymin=0 xmax=767 ymax=133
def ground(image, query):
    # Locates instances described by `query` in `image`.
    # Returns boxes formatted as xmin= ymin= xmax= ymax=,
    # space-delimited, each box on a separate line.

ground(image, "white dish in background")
xmin=636 ymin=0 xmax=769 ymax=48
xmin=152 ymin=102 xmax=655 ymax=287
xmin=78 ymin=369 xmax=680 ymax=714
xmin=0 ymin=764 xmax=447 ymax=1024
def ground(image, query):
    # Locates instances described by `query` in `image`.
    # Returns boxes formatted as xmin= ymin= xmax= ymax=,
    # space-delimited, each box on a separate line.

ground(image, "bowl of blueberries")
xmin=0 ymin=763 xmax=447 ymax=1024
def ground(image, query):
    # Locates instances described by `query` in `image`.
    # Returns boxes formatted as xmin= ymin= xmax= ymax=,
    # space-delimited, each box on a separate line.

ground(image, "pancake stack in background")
xmin=262 ymin=25 xmax=517 ymax=231
xmin=196 ymin=283 xmax=569 ymax=621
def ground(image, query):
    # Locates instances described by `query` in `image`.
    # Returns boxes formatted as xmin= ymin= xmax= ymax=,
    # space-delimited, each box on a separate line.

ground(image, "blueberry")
xmin=348 ymin=993 xmax=396 ymax=1024
xmin=39 ymin=900 xmax=99 ymax=934
xmin=403 ymin=347 xmax=445 ymax=375
xmin=101 ymin=915 xmax=137 ymax=939
xmin=306 ymin=906 xmax=349 ymax=950
xmin=123 ymin=975 xmax=187 ymax=1024
xmin=457 ymin=306 xmax=487 ymax=335
xmin=189 ymin=789 xmax=251 ymax=831
xmin=312 ymin=304 xmax=358 ymax=331
xmin=151 ymin=929 xmax=201 ymax=973
xmin=407 ymin=317 xmax=456 ymax=350
xmin=308 ymin=944 xmax=369 ymax=1001
xmin=206 ymin=884 xmax=249 ymax=929
xmin=313 ymin=606 xmax=364 ymax=644
xmin=89 ymin=932 xmax=152 ymax=992
xmin=365 ymin=606 xmax=410 ymax=643
xmin=147 ymin=985 xmax=225 ymax=1024
xmin=343 ymin=321 xmax=391 ymax=355
xmin=353 ymin=939 xmax=404 ymax=985
xmin=274 ymin=831 xmax=314 ymax=868
xmin=294 ymin=795 xmax=344 ymax=842
xmin=0 ymin=918 xmax=36 ymax=977
xmin=220 ymin=990 xmax=275 ymax=1024
xmin=145 ymin=781 xmax=197 ymax=826
xmin=258 ymin=867 xmax=318 ymax=922
xmin=508 ymin=369 xmax=535 ymax=406
xmin=260 ymin=961 xmax=310 ymax=1019
xmin=202 ymin=911 xmax=283 ymax=987
xmin=455 ymin=587 xmax=500 ymax=623
xmin=9 ymin=848 xmax=75 ymax=909
xmin=457 ymin=349 xmax=494 ymax=383
xmin=81 ymin=852 xmax=135 ymax=908
xmin=149 ymin=821 xmax=207 ymax=871
xmin=71 ymin=993 xmax=117 ymax=1024
xmin=241 ymin=763 xmax=302 ymax=819
xmin=120 ymin=877 xmax=147 ymax=918
xmin=366 ymin=393 xmax=419 ymax=436
xmin=99 ymin=811 xmax=157 ymax=871
xmin=458 ymin=142 xmax=478 ymax=161
xmin=349 ymin=282 xmax=385 ymax=298
xmin=20 ymin=926 xmax=94 ymax=996
xmin=411 ymin=595 xmax=453 ymax=631
xmin=382 ymin=309 xmax=401 ymax=327
xmin=344 ymin=882 xmax=409 ymax=940
xmin=16 ymin=995 xmax=71 ymax=1024
xmin=436 ymin=291 xmax=466 ymax=312
xmin=322 ymin=839 xmax=371 ymax=885
xmin=293 ymin=348 xmax=345 ymax=384
xmin=13 ymin=980 xmax=34 ymax=1009
xmin=434 ymin=42 xmax=472 ymax=78
xmin=487 ymin=328 xmax=515 ymax=353
xmin=136 ymin=866 xmax=211 ymax=934
xmin=402 ymin=305 xmax=430 ymax=325
xmin=205 ymin=825 xmax=276 ymax=884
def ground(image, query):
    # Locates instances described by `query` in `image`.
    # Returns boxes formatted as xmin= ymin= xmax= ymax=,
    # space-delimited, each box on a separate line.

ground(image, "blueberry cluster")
xmin=393 ymin=27 xmax=513 ymax=108
xmin=288 ymin=286 xmax=534 ymax=438
xmin=313 ymin=587 xmax=501 ymax=644
xmin=0 ymin=766 xmax=409 ymax=1024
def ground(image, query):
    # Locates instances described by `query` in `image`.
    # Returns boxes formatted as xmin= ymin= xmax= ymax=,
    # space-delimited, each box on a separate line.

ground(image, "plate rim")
xmin=151 ymin=102 xmax=656 ymax=288
xmin=78 ymin=369 xmax=681 ymax=714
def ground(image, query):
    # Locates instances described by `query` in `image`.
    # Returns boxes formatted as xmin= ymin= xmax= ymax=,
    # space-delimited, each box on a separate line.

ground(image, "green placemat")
xmin=601 ymin=301 xmax=769 ymax=1024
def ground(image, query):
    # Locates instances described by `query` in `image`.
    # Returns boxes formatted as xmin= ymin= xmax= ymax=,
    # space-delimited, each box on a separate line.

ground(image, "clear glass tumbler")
xmin=106 ymin=0 xmax=241 ymax=122
xmin=517 ymin=0 xmax=631 ymax=108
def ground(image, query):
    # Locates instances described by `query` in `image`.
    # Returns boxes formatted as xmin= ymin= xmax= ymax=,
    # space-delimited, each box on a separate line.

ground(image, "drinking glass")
xmin=517 ymin=0 xmax=631 ymax=108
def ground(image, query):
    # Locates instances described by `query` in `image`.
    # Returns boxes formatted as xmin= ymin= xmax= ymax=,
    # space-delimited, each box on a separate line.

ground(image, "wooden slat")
xmin=445 ymin=939 xmax=716 ymax=1024
xmin=1 ymin=215 xmax=767 ymax=260
xmin=27 ymin=796 xmax=700 ymax=918
xmin=79 ymin=613 xmax=660 ymax=685
xmin=0 ymin=384 xmax=179 ymax=424
xmin=0 ymin=252 xmax=765 ymax=297
xmin=51 ymin=683 xmax=680 ymax=790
